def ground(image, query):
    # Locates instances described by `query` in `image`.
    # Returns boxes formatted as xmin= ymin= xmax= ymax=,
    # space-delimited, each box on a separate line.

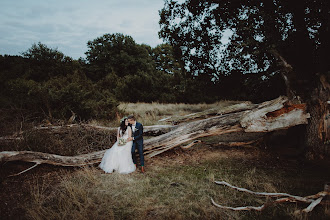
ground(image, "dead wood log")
xmin=212 ymin=181 xmax=330 ymax=212
xmin=0 ymin=150 xmax=106 ymax=166
xmin=31 ymin=124 xmax=176 ymax=136
xmin=144 ymin=97 xmax=309 ymax=158
xmin=160 ymin=101 xmax=256 ymax=124
xmin=0 ymin=96 xmax=310 ymax=168
xmin=80 ymin=124 xmax=177 ymax=135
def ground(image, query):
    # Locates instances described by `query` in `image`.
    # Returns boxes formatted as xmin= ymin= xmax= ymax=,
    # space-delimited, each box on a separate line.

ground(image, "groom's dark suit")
xmin=131 ymin=122 xmax=144 ymax=166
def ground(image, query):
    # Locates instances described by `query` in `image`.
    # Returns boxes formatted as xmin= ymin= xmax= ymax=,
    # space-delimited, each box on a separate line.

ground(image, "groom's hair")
xmin=127 ymin=115 xmax=136 ymax=121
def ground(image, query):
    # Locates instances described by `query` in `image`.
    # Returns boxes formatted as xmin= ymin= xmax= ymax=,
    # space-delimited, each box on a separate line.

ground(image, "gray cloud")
xmin=0 ymin=0 xmax=165 ymax=59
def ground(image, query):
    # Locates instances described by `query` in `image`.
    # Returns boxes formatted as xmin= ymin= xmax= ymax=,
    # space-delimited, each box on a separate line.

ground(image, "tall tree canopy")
xmin=85 ymin=33 xmax=154 ymax=81
xmin=159 ymin=0 xmax=330 ymax=98
xmin=159 ymin=0 xmax=330 ymax=156
xmin=22 ymin=42 xmax=76 ymax=82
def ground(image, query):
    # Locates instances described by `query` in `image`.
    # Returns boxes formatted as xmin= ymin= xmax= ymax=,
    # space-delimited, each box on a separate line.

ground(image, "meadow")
xmin=1 ymin=102 xmax=329 ymax=220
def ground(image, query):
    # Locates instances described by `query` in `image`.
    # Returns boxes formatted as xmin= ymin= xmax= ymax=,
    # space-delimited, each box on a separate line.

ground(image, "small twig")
xmin=9 ymin=162 xmax=40 ymax=177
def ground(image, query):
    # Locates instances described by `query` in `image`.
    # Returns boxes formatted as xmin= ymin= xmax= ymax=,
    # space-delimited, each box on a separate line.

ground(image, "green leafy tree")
xmin=151 ymin=44 xmax=191 ymax=102
xmin=1 ymin=43 xmax=118 ymax=121
xmin=41 ymin=73 xmax=118 ymax=119
xmin=85 ymin=33 xmax=155 ymax=81
xmin=85 ymin=33 xmax=182 ymax=103
xmin=159 ymin=0 xmax=330 ymax=156
xmin=22 ymin=42 xmax=78 ymax=82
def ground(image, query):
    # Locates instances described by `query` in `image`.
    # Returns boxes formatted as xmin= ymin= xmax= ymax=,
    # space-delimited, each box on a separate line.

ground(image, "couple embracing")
xmin=99 ymin=115 xmax=145 ymax=174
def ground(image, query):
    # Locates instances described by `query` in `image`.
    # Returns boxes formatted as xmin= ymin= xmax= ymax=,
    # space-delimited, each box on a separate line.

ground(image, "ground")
xmin=1 ymin=142 xmax=330 ymax=219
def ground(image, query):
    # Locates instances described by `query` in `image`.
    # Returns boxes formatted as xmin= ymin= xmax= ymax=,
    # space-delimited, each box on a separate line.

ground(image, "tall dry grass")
xmin=23 ymin=151 xmax=330 ymax=220
xmin=5 ymin=102 xmax=329 ymax=219
xmin=1 ymin=126 xmax=115 ymax=156
xmin=118 ymin=101 xmax=242 ymax=125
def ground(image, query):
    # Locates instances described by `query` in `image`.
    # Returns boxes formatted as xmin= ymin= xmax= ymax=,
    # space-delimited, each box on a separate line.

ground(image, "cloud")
xmin=0 ymin=0 xmax=165 ymax=59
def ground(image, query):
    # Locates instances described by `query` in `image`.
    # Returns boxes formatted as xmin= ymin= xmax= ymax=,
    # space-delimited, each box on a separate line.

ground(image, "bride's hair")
xmin=120 ymin=117 xmax=128 ymax=136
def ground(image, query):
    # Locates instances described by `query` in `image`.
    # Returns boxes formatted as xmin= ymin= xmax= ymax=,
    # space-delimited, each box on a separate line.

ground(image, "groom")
xmin=127 ymin=115 xmax=145 ymax=173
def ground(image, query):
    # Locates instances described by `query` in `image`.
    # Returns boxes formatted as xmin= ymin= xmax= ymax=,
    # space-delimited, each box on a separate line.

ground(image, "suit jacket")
xmin=132 ymin=122 xmax=143 ymax=143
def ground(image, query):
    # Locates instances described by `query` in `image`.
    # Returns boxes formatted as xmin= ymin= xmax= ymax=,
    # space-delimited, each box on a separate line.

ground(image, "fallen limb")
xmin=212 ymin=181 xmax=330 ymax=212
xmin=215 ymin=181 xmax=314 ymax=203
xmin=0 ymin=150 xmax=105 ymax=166
xmin=31 ymin=124 xmax=176 ymax=136
xmin=211 ymin=198 xmax=267 ymax=211
xmin=302 ymin=197 xmax=324 ymax=213
xmin=0 ymin=96 xmax=310 ymax=168
xmin=8 ymin=162 xmax=40 ymax=177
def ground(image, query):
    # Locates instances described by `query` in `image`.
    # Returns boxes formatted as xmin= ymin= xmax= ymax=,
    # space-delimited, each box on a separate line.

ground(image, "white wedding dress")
xmin=99 ymin=127 xmax=136 ymax=174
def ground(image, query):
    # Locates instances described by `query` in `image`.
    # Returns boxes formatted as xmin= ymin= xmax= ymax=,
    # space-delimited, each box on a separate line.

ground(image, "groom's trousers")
xmin=132 ymin=140 xmax=144 ymax=166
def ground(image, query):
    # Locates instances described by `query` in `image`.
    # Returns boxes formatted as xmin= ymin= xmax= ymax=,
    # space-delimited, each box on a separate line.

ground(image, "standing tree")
xmin=159 ymin=0 xmax=330 ymax=157
xmin=152 ymin=44 xmax=190 ymax=102
xmin=22 ymin=42 xmax=76 ymax=82
xmin=85 ymin=33 xmax=175 ymax=102
xmin=85 ymin=33 xmax=155 ymax=81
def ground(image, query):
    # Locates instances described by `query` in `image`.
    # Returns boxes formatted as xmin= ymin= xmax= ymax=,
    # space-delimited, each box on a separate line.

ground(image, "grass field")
xmin=1 ymin=102 xmax=330 ymax=219
xmin=21 ymin=145 xmax=330 ymax=220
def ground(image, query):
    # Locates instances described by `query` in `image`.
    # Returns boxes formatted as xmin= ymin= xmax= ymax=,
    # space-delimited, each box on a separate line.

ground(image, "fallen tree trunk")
xmin=79 ymin=124 xmax=176 ymax=136
xmin=0 ymin=96 xmax=310 ymax=168
xmin=160 ymin=101 xmax=256 ymax=124
xmin=144 ymin=96 xmax=309 ymax=157
xmin=18 ymin=124 xmax=176 ymax=136
xmin=0 ymin=150 xmax=106 ymax=166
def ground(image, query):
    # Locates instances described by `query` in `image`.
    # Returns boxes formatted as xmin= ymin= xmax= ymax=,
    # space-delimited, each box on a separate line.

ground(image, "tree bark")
xmin=305 ymin=74 xmax=330 ymax=158
xmin=271 ymin=47 xmax=330 ymax=159
xmin=0 ymin=96 xmax=311 ymax=167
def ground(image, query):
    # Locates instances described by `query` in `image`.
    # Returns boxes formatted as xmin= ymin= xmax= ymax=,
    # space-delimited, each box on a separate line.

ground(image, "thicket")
xmin=0 ymin=33 xmax=285 ymax=122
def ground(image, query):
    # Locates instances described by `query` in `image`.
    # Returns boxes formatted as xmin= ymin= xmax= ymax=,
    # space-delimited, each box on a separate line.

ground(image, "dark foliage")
xmin=159 ymin=0 xmax=330 ymax=101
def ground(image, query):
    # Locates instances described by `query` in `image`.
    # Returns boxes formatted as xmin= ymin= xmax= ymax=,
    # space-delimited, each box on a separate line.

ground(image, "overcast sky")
xmin=0 ymin=0 xmax=166 ymax=59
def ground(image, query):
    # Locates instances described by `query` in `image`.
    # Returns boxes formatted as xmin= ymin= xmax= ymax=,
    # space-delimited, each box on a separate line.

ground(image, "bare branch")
xmin=212 ymin=180 xmax=329 ymax=213
xmin=214 ymin=181 xmax=314 ymax=203
xmin=211 ymin=198 xmax=267 ymax=211
xmin=8 ymin=162 xmax=40 ymax=177
xmin=302 ymin=197 xmax=324 ymax=213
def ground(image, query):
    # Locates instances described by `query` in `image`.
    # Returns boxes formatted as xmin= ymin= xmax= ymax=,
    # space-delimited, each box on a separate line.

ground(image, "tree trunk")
xmin=305 ymin=74 xmax=330 ymax=158
xmin=271 ymin=44 xmax=330 ymax=159
xmin=0 ymin=96 xmax=311 ymax=167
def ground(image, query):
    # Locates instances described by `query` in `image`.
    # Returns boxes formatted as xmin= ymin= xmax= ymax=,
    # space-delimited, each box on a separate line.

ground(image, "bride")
xmin=99 ymin=117 xmax=136 ymax=174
